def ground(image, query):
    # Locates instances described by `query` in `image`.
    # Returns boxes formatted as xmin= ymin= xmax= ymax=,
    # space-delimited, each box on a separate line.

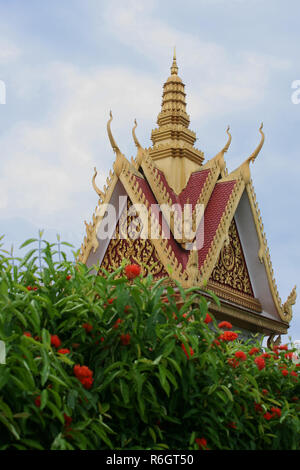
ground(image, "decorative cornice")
xmin=246 ymin=180 xmax=297 ymax=323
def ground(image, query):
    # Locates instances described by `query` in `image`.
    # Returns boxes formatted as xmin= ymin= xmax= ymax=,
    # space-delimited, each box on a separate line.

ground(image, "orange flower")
xmin=51 ymin=335 xmax=61 ymax=348
xmin=204 ymin=313 xmax=212 ymax=324
xmin=195 ymin=437 xmax=207 ymax=449
xmin=181 ymin=343 xmax=194 ymax=360
xmin=254 ymin=356 xmax=265 ymax=370
xmin=82 ymin=323 xmax=93 ymax=333
xmin=218 ymin=321 xmax=232 ymax=329
xmin=120 ymin=333 xmax=131 ymax=346
xmin=219 ymin=331 xmax=238 ymax=342
xmin=34 ymin=395 xmax=41 ymax=407
xmin=113 ymin=318 xmax=123 ymax=329
xmin=249 ymin=347 xmax=260 ymax=355
xmin=57 ymin=348 xmax=70 ymax=354
xmin=234 ymin=351 xmax=247 ymax=361
xmin=124 ymin=264 xmax=141 ymax=280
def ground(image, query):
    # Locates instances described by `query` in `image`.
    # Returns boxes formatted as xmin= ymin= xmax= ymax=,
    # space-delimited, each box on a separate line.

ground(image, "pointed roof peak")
xmin=170 ymin=46 xmax=178 ymax=75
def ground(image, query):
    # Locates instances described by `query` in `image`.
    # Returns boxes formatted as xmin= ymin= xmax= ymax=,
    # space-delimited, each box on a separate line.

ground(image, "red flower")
xmin=227 ymin=421 xmax=237 ymax=429
xmin=80 ymin=376 xmax=94 ymax=390
xmin=120 ymin=333 xmax=131 ymax=346
xmin=195 ymin=437 xmax=207 ymax=449
xmin=254 ymin=402 xmax=263 ymax=413
xmin=113 ymin=318 xmax=123 ymax=329
xmin=249 ymin=347 xmax=260 ymax=356
xmin=254 ymin=356 xmax=265 ymax=370
xmin=57 ymin=348 xmax=70 ymax=355
xmin=270 ymin=407 xmax=281 ymax=418
xmin=124 ymin=305 xmax=131 ymax=313
xmin=66 ymin=275 xmax=72 ymax=281
xmin=204 ymin=313 xmax=212 ymax=324
xmin=74 ymin=365 xmax=94 ymax=389
xmin=285 ymin=352 xmax=294 ymax=360
xmin=278 ymin=344 xmax=288 ymax=351
xmin=34 ymin=395 xmax=41 ymax=407
xmin=219 ymin=331 xmax=238 ymax=342
xmin=262 ymin=388 xmax=268 ymax=395
xmin=218 ymin=321 xmax=232 ymax=329
xmin=33 ymin=286 xmax=38 ymax=291
xmin=74 ymin=365 xmax=93 ymax=378
xmin=51 ymin=335 xmax=61 ymax=348
xmin=107 ymin=298 xmax=114 ymax=305
xmin=281 ymin=369 xmax=289 ymax=376
xmin=264 ymin=412 xmax=272 ymax=421
xmin=234 ymin=351 xmax=247 ymax=361
xmin=212 ymin=339 xmax=220 ymax=347
xmin=125 ymin=264 xmax=141 ymax=280
xmin=228 ymin=358 xmax=239 ymax=368
xmin=181 ymin=343 xmax=194 ymax=360
xmin=23 ymin=331 xmax=32 ymax=337
xmin=64 ymin=413 xmax=72 ymax=428
xmin=261 ymin=353 xmax=271 ymax=359
xmin=291 ymin=371 xmax=298 ymax=377
xmin=82 ymin=323 xmax=93 ymax=333
xmin=26 ymin=286 xmax=32 ymax=291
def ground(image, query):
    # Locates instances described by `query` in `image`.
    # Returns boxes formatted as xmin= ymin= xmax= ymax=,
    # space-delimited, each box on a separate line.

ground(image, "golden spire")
xmin=170 ymin=47 xmax=178 ymax=75
xmin=148 ymin=50 xmax=204 ymax=194
xmin=150 ymin=50 xmax=204 ymax=166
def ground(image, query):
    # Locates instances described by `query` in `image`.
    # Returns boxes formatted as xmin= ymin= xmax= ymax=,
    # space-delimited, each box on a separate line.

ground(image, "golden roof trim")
xmin=246 ymin=180 xmax=297 ymax=323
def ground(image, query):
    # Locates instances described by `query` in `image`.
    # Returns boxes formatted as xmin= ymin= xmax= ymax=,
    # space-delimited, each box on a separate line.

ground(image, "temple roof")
xmin=78 ymin=52 xmax=297 ymax=328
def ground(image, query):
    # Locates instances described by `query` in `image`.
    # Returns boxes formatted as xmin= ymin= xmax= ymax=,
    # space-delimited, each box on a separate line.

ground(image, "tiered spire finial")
xmin=170 ymin=46 xmax=178 ymax=75
xmin=149 ymin=48 xmax=204 ymax=176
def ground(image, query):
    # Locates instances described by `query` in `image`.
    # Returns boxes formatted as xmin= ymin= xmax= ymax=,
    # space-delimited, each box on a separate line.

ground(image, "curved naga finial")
xmin=132 ymin=119 xmax=145 ymax=168
xmin=237 ymin=123 xmax=265 ymax=184
xmin=222 ymin=125 xmax=232 ymax=154
xmin=107 ymin=111 xmax=129 ymax=176
xmin=246 ymin=122 xmax=264 ymax=164
xmin=107 ymin=110 xmax=120 ymax=155
xmin=213 ymin=125 xmax=232 ymax=174
xmin=132 ymin=119 xmax=141 ymax=149
xmin=92 ymin=167 xmax=104 ymax=198
xmin=282 ymin=285 xmax=297 ymax=323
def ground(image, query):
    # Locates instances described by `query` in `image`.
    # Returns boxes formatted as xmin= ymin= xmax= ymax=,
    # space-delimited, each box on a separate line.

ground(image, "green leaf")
xmin=220 ymin=385 xmax=233 ymax=402
xmin=120 ymin=379 xmax=130 ymax=405
xmin=158 ymin=365 xmax=170 ymax=397
xmin=19 ymin=239 xmax=38 ymax=249
xmin=40 ymin=389 xmax=48 ymax=410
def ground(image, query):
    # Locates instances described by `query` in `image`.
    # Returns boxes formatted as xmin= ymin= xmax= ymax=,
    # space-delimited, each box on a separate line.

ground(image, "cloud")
xmin=99 ymin=0 xmax=290 ymax=122
xmin=0 ymin=61 xmax=160 ymax=231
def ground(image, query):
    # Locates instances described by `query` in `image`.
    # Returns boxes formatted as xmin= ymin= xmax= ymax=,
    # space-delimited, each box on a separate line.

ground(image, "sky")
xmin=0 ymin=0 xmax=299 ymax=343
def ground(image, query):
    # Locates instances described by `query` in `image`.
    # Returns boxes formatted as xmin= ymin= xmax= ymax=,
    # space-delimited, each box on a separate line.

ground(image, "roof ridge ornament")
xmin=246 ymin=122 xmax=264 ymax=165
xmin=106 ymin=111 xmax=128 ymax=176
xmin=209 ymin=125 xmax=232 ymax=174
xmin=222 ymin=126 xmax=232 ymax=154
xmin=132 ymin=119 xmax=145 ymax=168
xmin=107 ymin=110 xmax=121 ymax=154
xmin=170 ymin=46 xmax=178 ymax=75
xmin=226 ymin=123 xmax=265 ymax=184
xmin=92 ymin=167 xmax=105 ymax=198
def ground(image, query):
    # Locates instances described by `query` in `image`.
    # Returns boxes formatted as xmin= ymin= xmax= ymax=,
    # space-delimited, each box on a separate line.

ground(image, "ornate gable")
xmin=79 ymin=51 xmax=297 ymax=338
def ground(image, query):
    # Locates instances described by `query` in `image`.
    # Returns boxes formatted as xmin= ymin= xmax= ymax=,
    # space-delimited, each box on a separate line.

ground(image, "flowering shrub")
xmin=0 ymin=237 xmax=299 ymax=450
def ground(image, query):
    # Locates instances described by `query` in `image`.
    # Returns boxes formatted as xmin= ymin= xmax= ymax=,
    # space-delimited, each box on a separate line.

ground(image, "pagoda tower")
xmin=78 ymin=52 xmax=297 ymax=345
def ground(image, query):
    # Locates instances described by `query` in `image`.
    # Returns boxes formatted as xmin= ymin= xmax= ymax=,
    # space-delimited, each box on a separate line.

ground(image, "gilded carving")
xmin=100 ymin=199 xmax=168 ymax=278
xmin=210 ymin=218 xmax=254 ymax=297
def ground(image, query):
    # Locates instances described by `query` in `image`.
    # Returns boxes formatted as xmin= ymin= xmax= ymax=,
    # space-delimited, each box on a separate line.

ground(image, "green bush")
xmin=0 ymin=237 xmax=299 ymax=450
